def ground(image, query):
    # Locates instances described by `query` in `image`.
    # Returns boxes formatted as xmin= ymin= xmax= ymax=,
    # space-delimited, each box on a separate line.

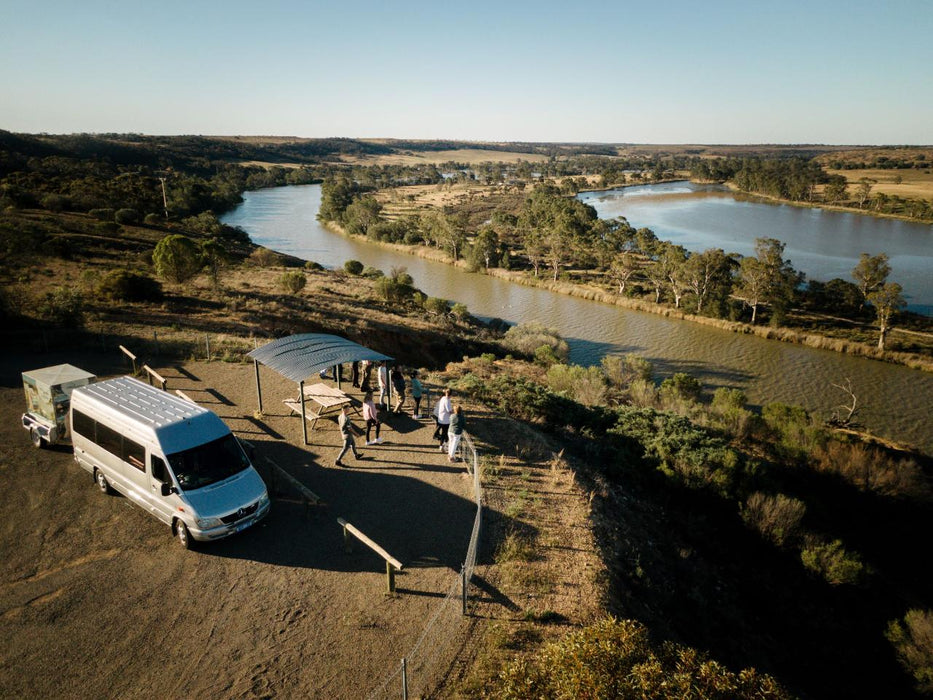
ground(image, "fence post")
xmin=206 ymin=335 xmax=211 ymax=361
xmin=386 ymin=561 xmax=396 ymax=594
xmin=461 ymin=564 xmax=467 ymax=615
xmin=401 ymin=658 xmax=408 ymax=700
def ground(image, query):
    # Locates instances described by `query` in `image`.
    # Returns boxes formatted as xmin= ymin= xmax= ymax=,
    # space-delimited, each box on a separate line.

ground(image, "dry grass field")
xmin=825 ymin=167 xmax=933 ymax=199
xmin=343 ymin=148 xmax=550 ymax=166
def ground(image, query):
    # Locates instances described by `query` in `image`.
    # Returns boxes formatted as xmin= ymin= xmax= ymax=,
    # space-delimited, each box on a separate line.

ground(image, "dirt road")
xmin=0 ymin=351 xmax=477 ymax=699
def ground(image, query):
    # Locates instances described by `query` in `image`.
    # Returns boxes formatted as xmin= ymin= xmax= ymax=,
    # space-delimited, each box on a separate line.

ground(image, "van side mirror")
xmin=160 ymin=483 xmax=175 ymax=497
xmin=238 ymin=437 xmax=256 ymax=460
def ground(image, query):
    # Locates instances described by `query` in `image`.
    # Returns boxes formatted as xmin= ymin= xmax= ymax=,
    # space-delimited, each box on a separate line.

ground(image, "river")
xmin=221 ymin=184 xmax=933 ymax=453
xmin=578 ymin=181 xmax=933 ymax=315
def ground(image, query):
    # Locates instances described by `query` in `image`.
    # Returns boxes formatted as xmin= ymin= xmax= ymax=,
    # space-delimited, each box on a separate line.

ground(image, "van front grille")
xmin=220 ymin=502 xmax=258 ymax=525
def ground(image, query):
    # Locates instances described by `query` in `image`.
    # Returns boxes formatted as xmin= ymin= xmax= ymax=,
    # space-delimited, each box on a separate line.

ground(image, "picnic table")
xmin=283 ymin=382 xmax=355 ymax=432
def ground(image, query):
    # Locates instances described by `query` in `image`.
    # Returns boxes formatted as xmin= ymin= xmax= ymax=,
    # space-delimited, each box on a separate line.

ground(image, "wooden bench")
xmin=283 ymin=399 xmax=323 ymax=430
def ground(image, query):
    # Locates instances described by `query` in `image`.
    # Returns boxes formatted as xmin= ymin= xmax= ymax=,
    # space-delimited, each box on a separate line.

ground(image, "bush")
xmin=249 ymin=247 xmax=281 ymax=268
xmin=304 ymin=261 xmax=324 ymax=271
xmin=547 ymin=363 xmax=607 ymax=406
xmin=38 ymin=288 xmax=85 ymax=327
xmin=375 ymin=276 xmax=408 ymax=303
xmin=114 ymin=208 xmax=139 ymax=225
xmin=497 ymin=617 xmax=789 ymax=700
xmin=741 ymin=492 xmax=806 ymax=546
xmin=451 ymin=302 xmax=469 ymax=319
xmin=886 ymin=609 xmax=933 ymax=695
xmin=89 ymin=208 xmax=115 ymax=221
xmin=279 ymin=270 xmax=307 ymax=294
xmin=40 ymin=194 xmax=69 ymax=212
xmin=424 ymin=297 xmax=449 ymax=315
xmin=97 ymin=270 xmax=163 ymax=302
xmin=762 ymin=402 xmax=826 ymax=457
xmin=602 ymin=353 xmax=653 ymax=387
xmin=659 ymin=372 xmax=702 ymax=405
xmin=534 ymin=344 xmax=561 ymax=367
xmin=711 ymin=388 xmax=754 ymax=437
xmin=800 ymin=537 xmax=864 ymax=585
xmin=344 ymin=259 xmax=364 ymax=275
xmin=362 ymin=266 xmax=384 ymax=279
xmin=153 ymin=234 xmax=201 ymax=283
xmin=503 ymin=322 xmax=570 ymax=362
xmin=143 ymin=213 xmax=163 ymax=226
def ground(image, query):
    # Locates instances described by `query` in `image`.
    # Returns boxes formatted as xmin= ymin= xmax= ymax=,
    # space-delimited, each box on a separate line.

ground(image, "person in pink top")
xmin=362 ymin=391 xmax=382 ymax=445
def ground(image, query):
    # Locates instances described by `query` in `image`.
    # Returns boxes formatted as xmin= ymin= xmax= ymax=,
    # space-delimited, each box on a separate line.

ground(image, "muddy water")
xmin=222 ymin=185 xmax=933 ymax=453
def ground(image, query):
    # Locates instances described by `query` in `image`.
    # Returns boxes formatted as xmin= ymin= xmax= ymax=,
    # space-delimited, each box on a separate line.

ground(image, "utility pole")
xmin=158 ymin=176 xmax=169 ymax=218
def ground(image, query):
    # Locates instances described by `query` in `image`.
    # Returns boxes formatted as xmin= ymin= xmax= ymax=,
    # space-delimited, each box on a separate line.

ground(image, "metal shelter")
xmin=247 ymin=333 xmax=393 ymax=444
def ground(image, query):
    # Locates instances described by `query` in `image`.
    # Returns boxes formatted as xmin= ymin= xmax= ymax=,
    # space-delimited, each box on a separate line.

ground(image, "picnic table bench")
xmin=283 ymin=382 xmax=356 ymax=432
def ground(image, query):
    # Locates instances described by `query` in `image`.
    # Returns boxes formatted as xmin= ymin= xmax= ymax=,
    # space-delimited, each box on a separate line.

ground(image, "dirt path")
xmin=0 ymin=351 xmax=478 ymax=699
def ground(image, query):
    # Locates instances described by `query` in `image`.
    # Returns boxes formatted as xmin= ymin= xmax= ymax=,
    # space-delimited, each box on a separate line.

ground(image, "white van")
xmin=70 ymin=376 xmax=270 ymax=548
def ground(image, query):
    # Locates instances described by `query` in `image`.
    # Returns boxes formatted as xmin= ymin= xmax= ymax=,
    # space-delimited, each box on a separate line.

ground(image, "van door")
xmin=148 ymin=454 xmax=177 ymax=525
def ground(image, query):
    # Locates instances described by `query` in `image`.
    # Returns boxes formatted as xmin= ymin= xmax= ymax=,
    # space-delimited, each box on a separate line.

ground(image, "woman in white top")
xmin=433 ymin=388 xmax=453 ymax=451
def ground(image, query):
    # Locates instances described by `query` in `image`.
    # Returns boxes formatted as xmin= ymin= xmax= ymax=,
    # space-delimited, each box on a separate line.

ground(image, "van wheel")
xmin=30 ymin=427 xmax=43 ymax=449
xmin=95 ymin=470 xmax=110 ymax=494
xmin=175 ymin=521 xmax=192 ymax=549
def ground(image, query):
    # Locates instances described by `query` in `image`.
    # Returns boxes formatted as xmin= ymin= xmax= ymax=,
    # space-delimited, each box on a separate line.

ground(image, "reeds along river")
xmin=221 ymin=184 xmax=933 ymax=454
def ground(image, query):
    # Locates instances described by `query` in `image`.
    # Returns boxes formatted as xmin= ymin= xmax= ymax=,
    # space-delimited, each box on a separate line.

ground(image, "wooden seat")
xmin=283 ymin=399 xmax=322 ymax=430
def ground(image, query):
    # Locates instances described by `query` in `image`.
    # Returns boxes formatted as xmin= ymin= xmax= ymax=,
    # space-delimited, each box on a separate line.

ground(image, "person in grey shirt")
xmin=335 ymin=405 xmax=365 ymax=467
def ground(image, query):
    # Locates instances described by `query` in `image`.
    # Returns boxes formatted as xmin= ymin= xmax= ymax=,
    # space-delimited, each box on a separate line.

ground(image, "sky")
xmin=1 ymin=0 xmax=931 ymax=145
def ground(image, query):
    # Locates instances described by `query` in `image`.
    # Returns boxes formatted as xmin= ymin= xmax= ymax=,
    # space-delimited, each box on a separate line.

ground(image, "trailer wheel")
xmin=30 ymin=427 xmax=43 ymax=449
xmin=175 ymin=521 xmax=192 ymax=549
xmin=95 ymin=469 xmax=110 ymax=494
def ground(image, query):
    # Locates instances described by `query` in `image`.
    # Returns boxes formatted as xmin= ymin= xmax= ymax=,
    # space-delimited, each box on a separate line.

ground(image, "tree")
xmin=199 ymin=238 xmax=229 ymax=287
xmin=852 ymin=252 xmax=891 ymax=309
xmin=659 ymin=243 xmax=690 ymax=308
xmin=735 ymin=238 xmax=803 ymax=324
xmin=153 ymin=234 xmax=201 ymax=284
xmin=609 ymin=252 xmax=638 ymax=294
xmin=855 ymin=178 xmax=874 ymax=209
xmin=279 ymin=270 xmax=307 ymax=294
xmin=683 ymin=248 xmax=735 ymax=315
xmin=868 ymin=282 xmax=905 ymax=350
xmin=824 ymin=176 xmax=848 ymax=205
xmin=471 ymin=226 xmax=500 ymax=270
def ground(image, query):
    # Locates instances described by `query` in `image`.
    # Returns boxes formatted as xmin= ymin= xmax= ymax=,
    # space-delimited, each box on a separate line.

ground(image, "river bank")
xmin=320 ymin=220 xmax=933 ymax=374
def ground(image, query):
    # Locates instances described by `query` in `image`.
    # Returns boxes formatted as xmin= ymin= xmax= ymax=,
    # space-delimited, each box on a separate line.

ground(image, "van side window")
xmin=72 ymin=409 xmax=95 ymax=439
xmin=96 ymin=423 xmax=122 ymax=457
xmin=151 ymin=456 xmax=168 ymax=483
xmin=124 ymin=438 xmax=145 ymax=472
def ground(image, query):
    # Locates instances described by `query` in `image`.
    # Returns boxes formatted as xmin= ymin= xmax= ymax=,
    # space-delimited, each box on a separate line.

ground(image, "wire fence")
xmin=367 ymin=431 xmax=482 ymax=700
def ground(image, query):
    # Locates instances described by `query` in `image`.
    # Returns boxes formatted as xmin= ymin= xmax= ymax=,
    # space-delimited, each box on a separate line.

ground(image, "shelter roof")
xmin=247 ymin=333 xmax=392 ymax=383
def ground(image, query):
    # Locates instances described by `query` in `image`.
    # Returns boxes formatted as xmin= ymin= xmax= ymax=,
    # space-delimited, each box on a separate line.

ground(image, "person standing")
xmin=448 ymin=405 xmax=466 ymax=462
xmin=434 ymin=388 xmax=453 ymax=451
xmin=409 ymin=370 xmax=423 ymax=418
xmin=351 ymin=360 xmax=360 ymax=388
xmin=391 ymin=366 xmax=406 ymax=413
xmin=362 ymin=391 xmax=382 ymax=445
xmin=377 ymin=361 xmax=389 ymax=411
xmin=335 ymin=405 xmax=364 ymax=467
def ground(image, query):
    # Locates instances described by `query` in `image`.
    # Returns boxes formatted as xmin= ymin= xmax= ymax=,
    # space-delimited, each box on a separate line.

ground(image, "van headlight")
xmin=258 ymin=492 xmax=270 ymax=508
xmin=197 ymin=516 xmax=224 ymax=529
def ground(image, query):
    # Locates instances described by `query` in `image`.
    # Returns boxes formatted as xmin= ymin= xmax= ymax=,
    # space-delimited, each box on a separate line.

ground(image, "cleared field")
xmin=826 ymin=168 xmax=933 ymax=199
xmin=342 ymin=148 xmax=549 ymax=166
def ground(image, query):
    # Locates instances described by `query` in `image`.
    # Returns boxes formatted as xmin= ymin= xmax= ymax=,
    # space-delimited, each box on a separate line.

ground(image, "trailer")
xmin=22 ymin=364 xmax=96 ymax=448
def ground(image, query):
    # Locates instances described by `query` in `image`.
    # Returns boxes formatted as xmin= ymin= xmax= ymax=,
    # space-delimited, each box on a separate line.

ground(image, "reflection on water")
xmin=222 ymin=184 xmax=933 ymax=453
xmin=578 ymin=181 xmax=933 ymax=314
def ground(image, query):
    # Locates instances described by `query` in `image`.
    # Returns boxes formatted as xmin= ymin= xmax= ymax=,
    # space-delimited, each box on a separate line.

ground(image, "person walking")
xmin=335 ymin=405 xmax=364 ymax=467
xmin=409 ymin=370 xmax=423 ymax=418
xmin=377 ymin=361 xmax=389 ymax=411
xmin=362 ymin=391 xmax=382 ymax=445
xmin=391 ymin=366 xmax=406 ymax=413
xmin=433 ymin=388 xmax=453 ymax=451
xmin=448 ymin=405 xmax=466 ymax=462
xmin=351 ymin=360 xmax=360 ymax=388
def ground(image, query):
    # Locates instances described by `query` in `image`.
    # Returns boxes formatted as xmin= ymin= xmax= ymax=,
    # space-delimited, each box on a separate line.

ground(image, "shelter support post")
xmin=300 ymin=380 xmax=308 ymax=445
xmin=253 ymin=359 xmax=263 ymax=414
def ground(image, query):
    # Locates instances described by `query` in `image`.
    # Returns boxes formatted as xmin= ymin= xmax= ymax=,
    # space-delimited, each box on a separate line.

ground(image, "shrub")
xmin=279 ymin=270 xmax=307 ymax=294
xmin=114 ymin=208 xmax=139 ymax=225
xmin=424 ymin=297 xmax=449 ymax=315
xmin=547 ymin=363 xmax=607 ymax=406
xmin=762 ymin=402 xmax=826 ymax=456
xmin=602 ymin=353 xmax=653 ymax=387
xmin=97 ymin=270 xmax=163 ymax=302
xmin=659 ymin=372 xmax=703 ymax=408
xmin=534 ymin=344 xmax=561 ymax=367
xmin=711 ymin=387 xmax=754 ymax=436
xmin=153 ymin=234 xmax=201 ymax=283
xmin=815 ymin=440 xmax=926 ymax=498
xmin=38 ymin=288 xmax=85 ymax=327
xmin=143 ymin=213 xmax=163 ymax=226
xmin=497 ymin=617 xmax=789 ymax=699
xmin=304 ymin=260 xmax=324 ymax=271
xmin=800 ymin=537 xmax=864 ymax=585
xmin=741 ymin=492 xmax=806 ymax=546
xmin=375 ymin=276 xmax=406 ymax=302
xmin=344 ymin=259 xmax=364 ymax=275
xmin=89 ymin=208 xmax=115 ymax=221
xmin=451 ymin=302 xmax=469 ymax=319
xmin=628 ymin=378 xmax=658 ymax=408
xmin=40 ymin=194 xmax=69 ymax=212
xmin=886 ymin=609 xmax=933 ymax=695
xmin=249 ymin=247 xmax=281 ymax=268
xmin=362 ymin=265 xmax=384 ymax=279
xmin=503 ymin=322 xmax=570 ymax=362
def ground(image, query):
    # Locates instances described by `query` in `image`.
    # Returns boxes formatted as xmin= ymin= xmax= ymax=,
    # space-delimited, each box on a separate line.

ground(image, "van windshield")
xmin=167 ymin=434 xmax=250 ymax=491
